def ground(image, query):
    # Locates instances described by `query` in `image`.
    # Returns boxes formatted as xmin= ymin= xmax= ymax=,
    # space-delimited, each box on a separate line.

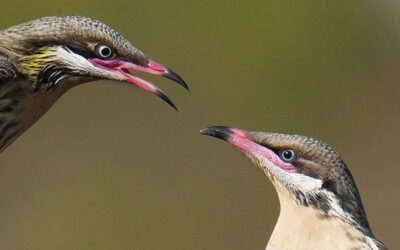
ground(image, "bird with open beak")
xmin=0 ymin=15 xmax=188 ymax=153
xmin=201 ymin=126 xmax=387 ymax=250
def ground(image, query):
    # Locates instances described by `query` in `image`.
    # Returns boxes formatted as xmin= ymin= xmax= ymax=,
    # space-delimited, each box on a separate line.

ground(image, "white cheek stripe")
xmin=257 ymin=154 xmax=358 ymax=224
xmin=55 ymin=47 xmax=121 ymax=80
xmin=258 ymin=155 xmax=322 ymax=192
xmin=56 ymin=47 xmax=96 ymax=70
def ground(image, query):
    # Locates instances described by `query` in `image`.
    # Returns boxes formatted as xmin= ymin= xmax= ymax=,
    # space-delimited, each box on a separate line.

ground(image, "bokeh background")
xmin=0 ymin=0 xmax=399 ymax=249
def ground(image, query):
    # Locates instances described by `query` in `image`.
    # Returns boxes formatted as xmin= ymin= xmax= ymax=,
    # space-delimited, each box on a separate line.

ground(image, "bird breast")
xmin=0 ymin=78 xmax=74 ymax=152
xmin=266 ymin=184 xmax=381 ymax=250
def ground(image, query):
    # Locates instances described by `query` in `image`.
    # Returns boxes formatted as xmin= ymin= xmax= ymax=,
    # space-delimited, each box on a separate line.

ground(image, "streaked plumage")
xmin=0 ymin=15 xmax=188 ymax=152
xmin=201 ymin=126 xmax=386 ymax=250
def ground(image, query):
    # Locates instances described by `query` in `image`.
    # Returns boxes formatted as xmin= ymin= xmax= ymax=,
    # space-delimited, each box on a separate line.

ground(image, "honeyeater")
xmin=0 ymin=15 xmax=188 ymax=153
xmin=201 ymin=126 xmax=387 ymax=250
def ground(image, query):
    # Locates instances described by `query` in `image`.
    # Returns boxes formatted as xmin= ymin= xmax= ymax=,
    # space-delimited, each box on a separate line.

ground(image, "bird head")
xmin=0 ymin=15 xmax=188 ymax=110
xmin=201 ymin=126 xmax=373 ymax=235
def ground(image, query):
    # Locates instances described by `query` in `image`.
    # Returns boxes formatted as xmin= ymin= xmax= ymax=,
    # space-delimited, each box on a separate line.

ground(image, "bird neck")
xmin=0 ymin=30 xmax=23 ymax=55
xmin=266 ymin=182 xmax=381 ymax=250
xmin=0 ymin=78 xmax=77 ymax=153
xmin=0 ymin=21 xmax=57 ymax=53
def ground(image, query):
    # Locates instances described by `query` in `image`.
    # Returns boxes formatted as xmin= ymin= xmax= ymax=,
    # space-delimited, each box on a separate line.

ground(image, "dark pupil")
xmin=100 ymin=46 xmax=111 ymax=57
xmin=283 ymin=150 xmax=293 ymax=160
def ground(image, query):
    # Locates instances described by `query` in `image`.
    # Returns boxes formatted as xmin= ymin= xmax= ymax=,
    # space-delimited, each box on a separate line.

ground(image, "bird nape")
xmin=200 ymin=126 xmax=387 ymax=250
xmin=0 ymin=15 xmax=188 ymax=153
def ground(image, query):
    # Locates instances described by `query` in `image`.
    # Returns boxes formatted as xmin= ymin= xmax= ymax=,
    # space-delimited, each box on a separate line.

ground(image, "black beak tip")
xmin=200 ymin=126 xmax=232 ymax=141
xmin=156 ymin=90 xmax=178 ymax=111
xmin=163 ymin=68 xmax=190 ymax=91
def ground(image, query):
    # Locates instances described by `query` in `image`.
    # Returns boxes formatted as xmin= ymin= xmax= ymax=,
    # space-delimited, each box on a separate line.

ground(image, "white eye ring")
xmin=281 ymin=149 xmax=296 ymax=162
xmin=96 ymin=44 xmax=113 ymax=59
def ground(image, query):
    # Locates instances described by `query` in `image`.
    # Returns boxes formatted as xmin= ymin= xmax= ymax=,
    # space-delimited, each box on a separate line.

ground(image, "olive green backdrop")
xmin=0 ymin=0 xmax=399 ymax=249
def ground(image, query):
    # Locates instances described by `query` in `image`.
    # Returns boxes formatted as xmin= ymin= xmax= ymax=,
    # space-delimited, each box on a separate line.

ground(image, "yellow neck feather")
xmin=17 ymin=47 xmax=58 ymax=81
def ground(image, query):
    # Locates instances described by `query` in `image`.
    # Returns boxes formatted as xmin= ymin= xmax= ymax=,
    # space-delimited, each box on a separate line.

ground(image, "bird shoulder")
xmin=0 ymin=52 xmax=17 ymax=84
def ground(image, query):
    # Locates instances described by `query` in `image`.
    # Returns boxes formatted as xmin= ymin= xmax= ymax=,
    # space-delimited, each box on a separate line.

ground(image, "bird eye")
xmin=280 ymin=149 xmax=296 ymax=162
xmin=95 ymin=44 xmax=113 ymax=59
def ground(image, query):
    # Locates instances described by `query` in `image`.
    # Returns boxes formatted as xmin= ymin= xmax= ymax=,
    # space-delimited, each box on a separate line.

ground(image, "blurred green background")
xmin=0 ymin=0 xmax=399 ymax=249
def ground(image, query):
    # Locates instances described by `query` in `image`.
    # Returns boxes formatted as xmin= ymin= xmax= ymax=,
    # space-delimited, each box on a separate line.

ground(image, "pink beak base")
xmin=200 ymin=126 xmax=297 ymax=173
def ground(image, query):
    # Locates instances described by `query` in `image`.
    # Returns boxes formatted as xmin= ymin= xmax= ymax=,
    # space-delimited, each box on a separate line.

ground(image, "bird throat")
xmin=266 ymin=183 xmax=379 ymax=250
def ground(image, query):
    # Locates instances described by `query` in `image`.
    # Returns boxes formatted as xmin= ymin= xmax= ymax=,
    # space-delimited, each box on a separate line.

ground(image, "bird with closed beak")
xmin=0 ymin=15 xmax=188 ymax=153
xmin=201 ymin=126 xmax=387 ymax=250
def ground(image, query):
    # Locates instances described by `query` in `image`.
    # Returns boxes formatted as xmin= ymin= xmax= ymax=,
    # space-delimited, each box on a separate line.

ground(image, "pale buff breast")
xmin=266 ymin=184 xmax=379 ymax=250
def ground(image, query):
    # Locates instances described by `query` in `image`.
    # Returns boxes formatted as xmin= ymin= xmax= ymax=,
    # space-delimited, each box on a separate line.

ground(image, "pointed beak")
xmin=201 ymin=126 xmax=268 ymax=159
xmin=200 ymin=126 xmax=251 ymax=141
xmin=200 ymin=126 xmax=255 ymax=152
xmin=145 ymin=61 xmax=189 ymax=91
xmin=201 ymin=126 xmax=297 ymax=172
xmin=88 ymin=58 xmax=188 ymax=111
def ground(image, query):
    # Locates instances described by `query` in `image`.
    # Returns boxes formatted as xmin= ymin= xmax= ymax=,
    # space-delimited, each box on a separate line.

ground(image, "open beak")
xmin=89 ymin=58 xmax=188 ymax=111
xmin=128 ymin=60 xmax=189 ymax=91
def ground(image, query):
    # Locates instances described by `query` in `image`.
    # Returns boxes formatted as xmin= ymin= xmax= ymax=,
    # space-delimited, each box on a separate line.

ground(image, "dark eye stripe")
xmin=292 ymin=161 xmax=321 ymax=180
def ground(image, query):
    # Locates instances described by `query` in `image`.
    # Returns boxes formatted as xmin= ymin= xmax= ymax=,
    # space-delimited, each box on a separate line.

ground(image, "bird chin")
xmin=43 ymin=76 xmax=96 ymax=92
